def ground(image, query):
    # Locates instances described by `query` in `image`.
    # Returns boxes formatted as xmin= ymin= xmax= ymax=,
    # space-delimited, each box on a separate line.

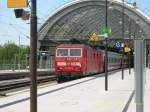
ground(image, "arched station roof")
xmin=38 ymin=0 xmax=150 ymax=49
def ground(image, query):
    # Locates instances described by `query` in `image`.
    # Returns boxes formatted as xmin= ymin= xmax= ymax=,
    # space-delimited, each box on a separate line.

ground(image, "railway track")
xmin=0 ymin=70 xmax=55 ymax=81
xmin=0 ymin=75 xmax=56 ymax=95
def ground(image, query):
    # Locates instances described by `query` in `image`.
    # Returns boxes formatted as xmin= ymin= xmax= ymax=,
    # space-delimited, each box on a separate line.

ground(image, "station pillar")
xmin=134 ymin=39 xmax=146 ymax=112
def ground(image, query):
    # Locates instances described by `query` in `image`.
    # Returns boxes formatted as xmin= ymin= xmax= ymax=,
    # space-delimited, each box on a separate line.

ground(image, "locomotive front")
xmin=55 ymin=45 xmax=83 ymax=73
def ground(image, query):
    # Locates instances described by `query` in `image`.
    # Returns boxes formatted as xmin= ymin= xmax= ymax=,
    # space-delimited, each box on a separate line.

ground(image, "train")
xmin=54 ymin=44 xmax=128 ymax=83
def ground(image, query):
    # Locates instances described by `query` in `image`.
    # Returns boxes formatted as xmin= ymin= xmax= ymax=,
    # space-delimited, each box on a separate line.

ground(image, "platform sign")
xmin=124 ymin=47 xmax=131 ymax=53
xmin=115 ymin=42 xmax=124 ymax=49
xmin=100 ymin=26 xmax=112 ymax=34
xmin=115 ymin=42 xmax=121 ymax=49
xmin=7 ymin=0 xmax=28 ymax=8
xmin=89 ymin=32 xmax=98 ymax=41
xmin=121 ymin=43 xmax=125 ymax=48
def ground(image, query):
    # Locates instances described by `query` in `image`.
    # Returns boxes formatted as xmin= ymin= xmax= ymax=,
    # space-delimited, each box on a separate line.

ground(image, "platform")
xmin=0 ymin=69 xmax=149 ymax=112
xmin=0 ymin=69 xmax=54 ymax=74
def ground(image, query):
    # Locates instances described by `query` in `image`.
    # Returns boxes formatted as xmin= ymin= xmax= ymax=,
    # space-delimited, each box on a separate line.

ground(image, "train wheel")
xmin=57 ymin=76 xmax=61 ymax=83
xmin=57 ymin=73 xmax=63 ymax=83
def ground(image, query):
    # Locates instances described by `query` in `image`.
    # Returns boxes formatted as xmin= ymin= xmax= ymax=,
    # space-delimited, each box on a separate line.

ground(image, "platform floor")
xmin=127 ymin=69 xmax=150 ymax=112
xmin=0 ymin=69 xmax=149 ymax=112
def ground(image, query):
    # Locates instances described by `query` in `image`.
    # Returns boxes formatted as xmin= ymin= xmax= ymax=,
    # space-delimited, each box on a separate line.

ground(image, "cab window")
xmin=70 ymin=49 xmax=81 ymax=56
xmin=57 ymin=49 xmax=68 ymax=57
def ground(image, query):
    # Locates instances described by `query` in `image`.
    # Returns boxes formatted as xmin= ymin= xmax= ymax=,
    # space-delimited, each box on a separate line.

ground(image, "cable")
xmin=8 ymin=23 xmax=30 ymax=39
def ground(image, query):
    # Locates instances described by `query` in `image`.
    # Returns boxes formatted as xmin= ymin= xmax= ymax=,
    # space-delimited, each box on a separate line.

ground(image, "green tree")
xmin=0 ymin=42 xmax=30 ymax=68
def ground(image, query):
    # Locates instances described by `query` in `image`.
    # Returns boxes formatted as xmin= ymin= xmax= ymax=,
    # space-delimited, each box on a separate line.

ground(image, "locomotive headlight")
xmin=57 ymin=62 xmax=66 ymax=66
xmin=71 ymin=62 xmax=81 ymax=67
xmin=75 ymin=62 xmax=81 ymax=67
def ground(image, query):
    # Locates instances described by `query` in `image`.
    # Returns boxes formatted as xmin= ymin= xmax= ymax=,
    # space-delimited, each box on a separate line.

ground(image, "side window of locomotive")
xmin=90 ymin=50 xmax=92 ymax=62
xmin=57 ymin=49 xmax=68 ymax=57
xmin=83 ymin=50 xmax=87 ymax=57
xmin=92 ymin=53 xmax=94 ymax=61
xmin=70 ymin=49 xmax=81 ymax=56
xmin=94 ymin=53 xmax=95 ymax=59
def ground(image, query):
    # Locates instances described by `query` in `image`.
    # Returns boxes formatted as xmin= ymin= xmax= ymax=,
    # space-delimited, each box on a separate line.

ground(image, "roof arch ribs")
xmin=38 ymin=0 xmax=150 ymax=49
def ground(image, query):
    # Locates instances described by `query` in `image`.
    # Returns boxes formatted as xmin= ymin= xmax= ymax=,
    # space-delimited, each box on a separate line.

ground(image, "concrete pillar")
xmin=134 ymin=39 xmax=145 ymax=112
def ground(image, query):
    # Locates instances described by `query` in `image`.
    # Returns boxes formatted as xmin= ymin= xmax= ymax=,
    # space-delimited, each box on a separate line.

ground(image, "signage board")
xmin=124 ymin=47 xmax=131 ymax=52
xmin=89 ymin=32 xmax=98 ymax=41
xmin=100 ymin=26 xmax=112 ymax=34
xmin=7 ymin=0 xmax=28 ymax=8
xmin=115 ymin=42 xmax=124 ymax=49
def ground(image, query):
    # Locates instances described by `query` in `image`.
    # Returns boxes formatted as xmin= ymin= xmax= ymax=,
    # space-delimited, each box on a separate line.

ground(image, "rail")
xmin=0 ymin=75 xmax=56 ymax=95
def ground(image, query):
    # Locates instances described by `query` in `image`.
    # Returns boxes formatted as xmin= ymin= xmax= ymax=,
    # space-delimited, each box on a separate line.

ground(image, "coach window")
xmin=110 ymin=57 xmax=112 ymax=63
xmin=108 ymin=57 xmax=110 ymax=63
xmin=115 ymin=58 xmax=117 ymax=63
xmin=113 ymin=58 xmax=115 ymax=63
xmin=112 ymin=57 xmax=114 ymax=63
xmin=111 ymin=57 xmax=113 ymax=63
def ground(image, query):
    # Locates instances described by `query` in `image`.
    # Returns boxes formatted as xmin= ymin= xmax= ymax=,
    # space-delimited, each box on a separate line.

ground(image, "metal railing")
xmin=0 ymin=56 xmax=54 ymax=70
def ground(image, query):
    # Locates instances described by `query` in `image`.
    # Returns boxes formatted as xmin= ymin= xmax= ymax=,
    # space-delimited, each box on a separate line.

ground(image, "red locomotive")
xmin=55 ymin=44 xmax=128 ymax=83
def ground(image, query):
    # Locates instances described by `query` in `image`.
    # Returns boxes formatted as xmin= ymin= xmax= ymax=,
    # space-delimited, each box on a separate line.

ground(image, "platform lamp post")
xmin=30 ymin=0 xmax=37 ymax=112
xmin=121 ymin=0 xmax=125 ymax=80
xmin=105 ymin=0 xmax=108 ymax=91
xmin=18 ymin=35 xmax=21 ymax=71
xmin=128 ymin=19 xmax=132 ymax=75
xmin=125 ymin=19 xmax=132 ymax=75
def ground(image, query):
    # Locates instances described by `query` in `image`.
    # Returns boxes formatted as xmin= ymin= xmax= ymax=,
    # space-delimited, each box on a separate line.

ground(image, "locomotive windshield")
xmin=57 ymin=49 xmax=68 ymax=56
xmin=70 ymin=49 xmax=81 ymax=56
xmin=57 ymin=48 xmax=81 ymax=57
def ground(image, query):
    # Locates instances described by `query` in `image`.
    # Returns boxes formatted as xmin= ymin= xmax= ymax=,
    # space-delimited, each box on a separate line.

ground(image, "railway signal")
xmin=14 ymin=9 xmax=24 ymax=18
xmin=14 ymin=9 xmax=30 ymax=20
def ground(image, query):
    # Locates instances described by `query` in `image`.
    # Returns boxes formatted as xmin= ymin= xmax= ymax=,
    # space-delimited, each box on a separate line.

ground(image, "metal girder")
xmin=38 ymin=0 xmax=150 ymax=49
